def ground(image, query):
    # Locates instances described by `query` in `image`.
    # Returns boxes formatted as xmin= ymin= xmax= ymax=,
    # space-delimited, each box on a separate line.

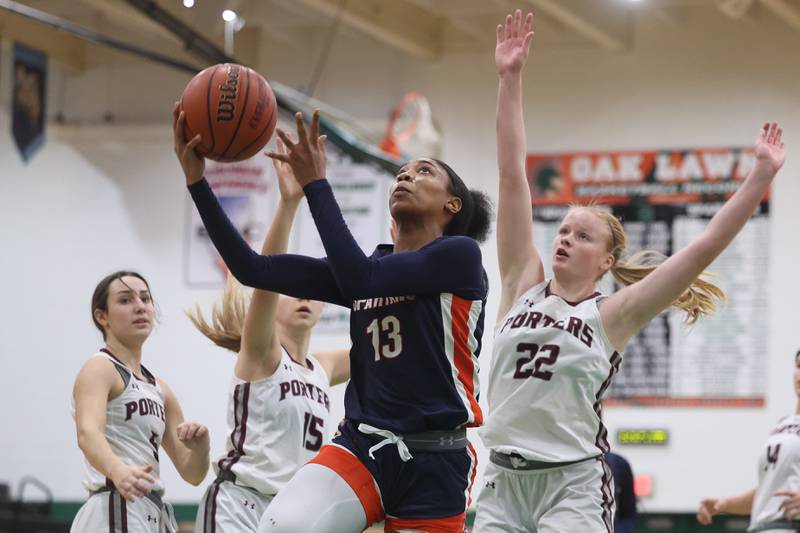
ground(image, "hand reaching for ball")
xmin=173 ymin=101 xmax=205 ymax=186
xmin=267 ymin=110 xmax=327 ymax=188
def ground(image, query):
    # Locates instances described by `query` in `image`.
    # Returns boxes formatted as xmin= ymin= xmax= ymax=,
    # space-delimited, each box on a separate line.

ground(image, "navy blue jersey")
xmin=189 ymin=178 xmax=487 ymax=433
xmin=345 ymin=242 xmax=487 ymax=432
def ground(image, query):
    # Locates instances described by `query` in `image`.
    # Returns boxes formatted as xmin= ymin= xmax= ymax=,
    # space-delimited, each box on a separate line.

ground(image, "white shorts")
xmin=473 ymin=455 xmax=614 ymax=533
xmin=196 ymin=479 xmax=274 ymax=533
xmin=71 ymin=491 xmax=176 ymax=533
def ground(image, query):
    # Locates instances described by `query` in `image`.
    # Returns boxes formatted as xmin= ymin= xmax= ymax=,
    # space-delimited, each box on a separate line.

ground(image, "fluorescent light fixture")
xmin=182 ymin=0 xmax=194 ymax=7
xmin=222 ymin=9 xmax=237 ymax=21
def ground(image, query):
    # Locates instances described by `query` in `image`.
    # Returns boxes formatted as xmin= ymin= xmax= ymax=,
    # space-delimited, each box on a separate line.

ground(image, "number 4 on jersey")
xmin=367 ymin=315 xmax=403 ymax=361
xmin=765 ymin=444 xmax=781 ymax=470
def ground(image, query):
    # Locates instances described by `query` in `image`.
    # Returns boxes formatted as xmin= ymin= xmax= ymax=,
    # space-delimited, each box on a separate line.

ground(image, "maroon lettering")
xmin=524 ymin=311 xmax=542 ymax=329
xmin=279 ymin=382 xmax=290 ymax=400
xmin=581 ymin=323 xmax=594 ymax=347
xmin=511 ymin=313 xmax=527 ymax=329
xmin=124 ymin=401 xmax=138 ymax=421
xmin=566 ymin=317 xmax=582 ymax=337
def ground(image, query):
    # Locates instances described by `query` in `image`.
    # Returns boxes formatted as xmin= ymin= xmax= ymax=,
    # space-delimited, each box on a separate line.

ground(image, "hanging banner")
xmin=528 ymin=147 xmax=768 ymax=407
xmin=12 ymin=43 xmax=47 ymax=162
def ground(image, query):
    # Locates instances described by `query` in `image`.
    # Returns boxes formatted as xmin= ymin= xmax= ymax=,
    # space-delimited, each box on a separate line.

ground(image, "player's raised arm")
xmin=173 ymin=104 xmax=348 ymax=306
xmin=495 ymin=9 xmax=544 ymax=319
xmin=601 ymin=122 xmax=785 ymax=350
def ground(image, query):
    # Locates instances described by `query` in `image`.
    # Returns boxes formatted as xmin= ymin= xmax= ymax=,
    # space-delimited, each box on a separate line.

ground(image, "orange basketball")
xmin=180 ymin=63 xmax=277 ymax=162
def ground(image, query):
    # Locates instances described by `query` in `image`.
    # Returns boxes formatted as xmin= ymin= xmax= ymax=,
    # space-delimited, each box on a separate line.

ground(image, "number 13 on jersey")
xmin=367 ymin=315 xmax=403 ymax=361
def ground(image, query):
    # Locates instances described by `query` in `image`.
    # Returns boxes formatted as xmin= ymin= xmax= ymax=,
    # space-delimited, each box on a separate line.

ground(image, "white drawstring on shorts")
xmin=357 ymin=423 xmax=413 ymax=462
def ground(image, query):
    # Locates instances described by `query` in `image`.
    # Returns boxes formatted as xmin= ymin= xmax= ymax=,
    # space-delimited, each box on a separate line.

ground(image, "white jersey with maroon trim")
xmin=213 ymin=349 xmax=332 ymax=496
xmin=480 ymin=280 xmax=621 ymax=462
xmin=75 ymin=350 xmax=166 ymax=493
xmin=750 ymin=415 xmax=800 ymax=529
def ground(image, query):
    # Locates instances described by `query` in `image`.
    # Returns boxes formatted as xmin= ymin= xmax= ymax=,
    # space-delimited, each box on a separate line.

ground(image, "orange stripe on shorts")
xmin=385 ymin=512 xmax=466 ymax=533
xmin=309 ymin=444 xmax=384 ymax=526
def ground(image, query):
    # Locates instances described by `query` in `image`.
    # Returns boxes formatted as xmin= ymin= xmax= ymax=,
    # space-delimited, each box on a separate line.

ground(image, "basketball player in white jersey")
xmin=474 ymin=10 xmax=786 ymax=532
xmin=186 ymin=138 xmax=350 ymax=532
xmin=697 ymin=349 xmax=800 ymax=533
xmin=71 ymin=271 xmax=210 ymax=532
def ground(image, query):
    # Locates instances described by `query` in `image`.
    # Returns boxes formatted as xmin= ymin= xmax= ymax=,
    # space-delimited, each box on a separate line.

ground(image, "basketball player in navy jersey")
xmin=174 ymin=105 xmax=492 ymax=532
xmin=474 ymin=10 xmax=786 ymax=532
xmin=188 ymin=139 xmax=350 ymax=532
xmin=697 ymin=349 xmax=800 ymax=533
xmin=71 ymin=272 xmax=210 ymax=532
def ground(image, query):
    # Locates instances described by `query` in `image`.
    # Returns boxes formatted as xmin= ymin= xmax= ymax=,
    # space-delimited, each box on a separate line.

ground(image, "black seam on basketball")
xmin=220 ymin=67 xmax=251 ymax=159
xmin=206 ymin=65 xmax=220 ymax=154
xmin=231 ymin=76 xmax=274 ymax=160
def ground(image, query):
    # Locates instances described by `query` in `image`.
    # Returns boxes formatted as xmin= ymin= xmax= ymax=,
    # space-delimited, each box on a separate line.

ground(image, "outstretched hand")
xmin=496 ymin=10 xmax=535 ymax=77
xmin=270 ymin=137 xmax=304 ymax=205
xmin=753 ymin=121 xmax=786 ymax=177
xmin=172 ymin=102 xmax=205 ymax=185
xmin=267 ymin=110 xmax=327 ymax=188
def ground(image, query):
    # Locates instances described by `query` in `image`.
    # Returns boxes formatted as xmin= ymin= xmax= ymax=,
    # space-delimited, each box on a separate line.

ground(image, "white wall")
xmin=2 ymin=9 xmax=799 ymax=511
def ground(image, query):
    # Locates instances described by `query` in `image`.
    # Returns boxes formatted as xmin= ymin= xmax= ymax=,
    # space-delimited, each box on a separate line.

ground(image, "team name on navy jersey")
xmin=279 ymin=380 xmax=330 ymax=411
xmin=352 ymin=295 xmax=416 ymax=311
xmin=499 ymin=309 xmax=595 ymax=348
xmin=124 ymin=398 xmax=166 ymax=422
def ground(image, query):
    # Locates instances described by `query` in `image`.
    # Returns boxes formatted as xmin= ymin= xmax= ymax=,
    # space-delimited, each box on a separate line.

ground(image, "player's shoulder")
xmin=79 ymin=352 xmax=122 ymax=377
xmin=436 ymin=235 xmax=481 ymax=253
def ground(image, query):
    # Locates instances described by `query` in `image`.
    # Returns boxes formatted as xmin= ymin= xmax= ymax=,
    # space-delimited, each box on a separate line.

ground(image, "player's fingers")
xmin=504 ymin=14 xmax=513 ymax=42
xmin=185 ymin=424 xmax=199 ymax=440
xmin=513 ymin=9 xmax=522 ymax=37
xmin=768 ymin=121 xmax=778 ymax=144
xmin=195 ymin=425 xmax=208 ymax=439
xmin=267 ymin=151 xmax=290 ymax=164
xmin=523 ymin=31 xmax=534 ymax=54
xmin=523 ymin=12 xmax=534 ymax=35
xmin=496 ymin=24 xmax=503 ymax=44
xmin=186 ymin=134 xmax=202 ymax=151
xmin=309 ymin=109 xmax=321 ymax=141
xmin=276 ymin=128 xmax=295 ymax=150
xmin=294 ymin=112 xmax=308 ymax=142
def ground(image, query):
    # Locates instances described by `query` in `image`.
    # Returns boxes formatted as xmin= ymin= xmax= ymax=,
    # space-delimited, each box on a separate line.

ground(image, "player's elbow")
xmin=184 ymin=468 xmax=208 ymax=486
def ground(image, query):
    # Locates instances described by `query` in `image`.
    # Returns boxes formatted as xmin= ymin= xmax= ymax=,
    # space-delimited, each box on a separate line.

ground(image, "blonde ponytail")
xmin=186 ymin=275 xmax=247 ymax=352
xmin=581 ymin=207 xmax=727 ymax=325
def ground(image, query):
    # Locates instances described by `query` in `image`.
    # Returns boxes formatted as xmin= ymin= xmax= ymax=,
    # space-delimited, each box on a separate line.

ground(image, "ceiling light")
xmin=222 ymin=9 xmax=237 ymax=22
xmin=182 ymin=0 xmax=194 ymax=7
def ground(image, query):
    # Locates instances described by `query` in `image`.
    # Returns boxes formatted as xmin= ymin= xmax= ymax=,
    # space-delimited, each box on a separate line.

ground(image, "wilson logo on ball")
xmin=179 ymin=63 xmax=278 ymax=162
xmin=216 ymin=65 xmax=240 ymax=122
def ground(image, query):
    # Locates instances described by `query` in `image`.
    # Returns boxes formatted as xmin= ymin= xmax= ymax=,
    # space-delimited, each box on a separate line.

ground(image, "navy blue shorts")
xmin=328 ymin=420 xmax=478 ymax=525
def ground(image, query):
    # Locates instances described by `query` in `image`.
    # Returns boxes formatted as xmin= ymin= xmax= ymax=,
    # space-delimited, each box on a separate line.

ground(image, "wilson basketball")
xmin=180 ymin=63 xmax=277 ymax=162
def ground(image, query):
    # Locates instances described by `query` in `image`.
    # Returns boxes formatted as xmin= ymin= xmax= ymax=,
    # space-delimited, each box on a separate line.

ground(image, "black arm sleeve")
xmin=187 ymin=178 xmax=348 ymax=306
xmin=302 ymin=180 xmax=485 ymax=300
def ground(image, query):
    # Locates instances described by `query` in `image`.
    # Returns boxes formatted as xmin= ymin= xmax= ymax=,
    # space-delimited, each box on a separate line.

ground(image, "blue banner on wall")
xmin=12 ymin=43 xmax=47 ymax=162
